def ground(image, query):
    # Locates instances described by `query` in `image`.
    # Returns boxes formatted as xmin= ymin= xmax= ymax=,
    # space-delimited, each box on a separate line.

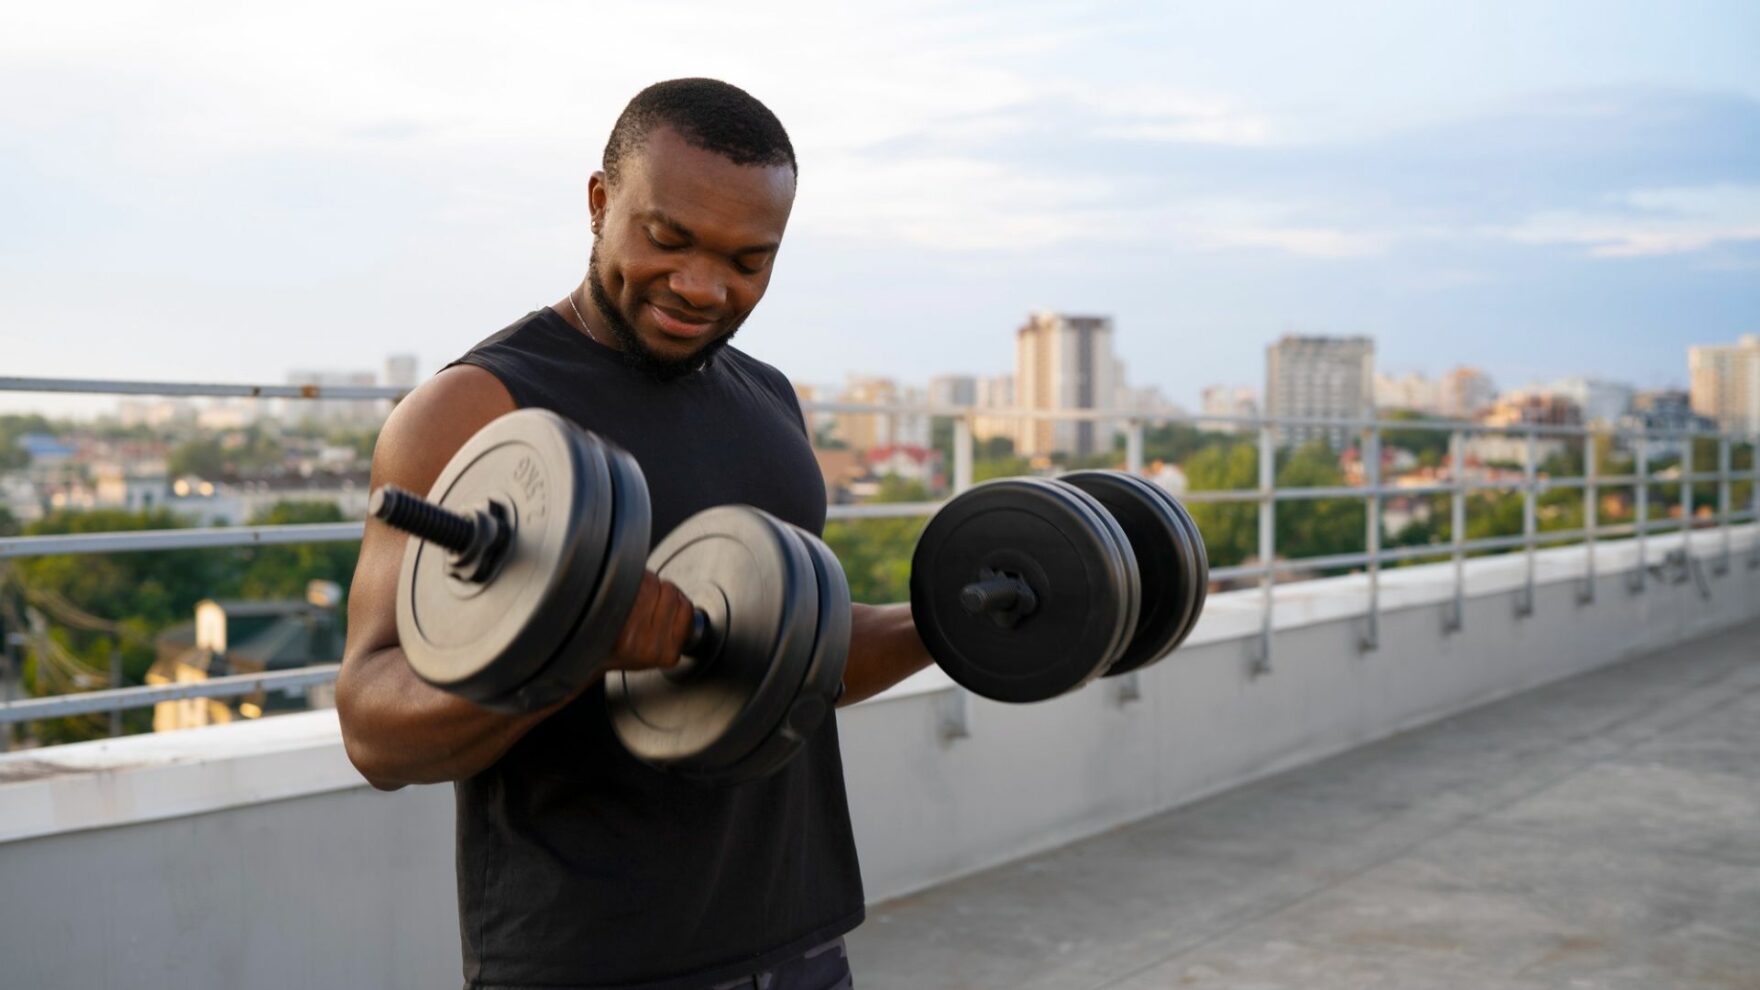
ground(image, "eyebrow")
xmin=642 ymin=210 xmax=779 ymax=257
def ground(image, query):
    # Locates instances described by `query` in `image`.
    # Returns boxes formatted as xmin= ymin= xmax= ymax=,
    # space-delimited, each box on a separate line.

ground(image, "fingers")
xmin=609 ymin=572 xmax=693 ymax=671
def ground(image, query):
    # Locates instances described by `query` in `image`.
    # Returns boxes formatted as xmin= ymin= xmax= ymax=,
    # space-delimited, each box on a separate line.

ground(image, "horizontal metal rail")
xmin=0 ymin=376 xmax=407 ymax=401
xmin=0 ymin=374 xmax=1745 ymax=438
xmin=2 ymin=523 xmax=366 ymax=559
xmin=0 ymin=665 xmax=340 ymax=724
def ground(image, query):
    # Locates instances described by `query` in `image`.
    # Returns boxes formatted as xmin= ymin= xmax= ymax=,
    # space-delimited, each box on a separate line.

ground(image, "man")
xmin=337 ymin=79 xmax=933 ymax=989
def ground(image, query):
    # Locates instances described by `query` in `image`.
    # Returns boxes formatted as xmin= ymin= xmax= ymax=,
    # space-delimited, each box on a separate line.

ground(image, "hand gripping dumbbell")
xmin=369 ymin=408 xmax=850 ymax=785
xmin=908 ymin=472 xmax=1209 ymax=703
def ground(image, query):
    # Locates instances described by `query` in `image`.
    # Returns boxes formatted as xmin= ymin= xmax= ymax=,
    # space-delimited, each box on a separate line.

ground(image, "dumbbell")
xmin=908 ymin=472 xmax=1208 ymax=703
xmin=369 ymin=408 xmax=850 ymax=785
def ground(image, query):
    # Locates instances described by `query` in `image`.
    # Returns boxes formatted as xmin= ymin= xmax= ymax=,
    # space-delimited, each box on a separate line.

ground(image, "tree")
xmin=236 ymin=502 xmax=361 ymax=602
xmin=6 ymin=501 xmax=361 ymax=744
xmin=168 ymin=437 xmax=226 ymax=479
xmin=0 ymin=413 xmax=53 ymax=472
xmin=821 ymin=479 xmax=930 ymax=604
xmin=1183 ymin=439 xmax=1368 ymax=573
xmin=9 ymin=508 xmax=241 ymax=743
xmin=1141 ymin=422 xmax=1229 ymax=466
xmin=1183 ymin=442 xmax=1257 ymax=569
xmin=1275 ymin=441 xmax=1366 ymax=567
xmin=1378 ymin=409 xmax=1450 ymax=468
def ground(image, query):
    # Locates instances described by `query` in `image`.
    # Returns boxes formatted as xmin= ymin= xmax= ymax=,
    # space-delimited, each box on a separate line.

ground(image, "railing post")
xmin=1580 ymin=428 xmax=1598 ymax=605
xmin=1518 ymin=430 xmax=1537 ymax=617
xmin=1630 ymin=436 xmax=1649 ymax=593
xmin=1253 ymin=425 xmax=1276 ymax=677
xmin=1362 ymin=426 xmax=1380 ymax=651
xmin=1681 ymin=435 xmax=1694 ymax=563
xmin=1447 ymin=429 xmax=1466 ymax=633
xmin=1751 ymin=431 xmax=1760 ymax=569
xmin=1716 ymin=436 xmax=1731 ymax=574
xmin=953 ymin=414 xmax=974 ymax=495
xmin=109 ymin=644 xmax=123 ymax=738
xmin=1125 ymin=419 xmax=1144 ymax=475
xmin=938 ymin=688 xmax=971 ymax=741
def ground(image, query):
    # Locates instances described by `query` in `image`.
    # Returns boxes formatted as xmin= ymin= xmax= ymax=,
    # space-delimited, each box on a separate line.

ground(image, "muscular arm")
xmin=335 ymin=365 xmax=547 ymax=790
xmin=337 ymin=365 xmax=695 ymax=790
xmin=836 ymin=603 xmax=932 ymax=707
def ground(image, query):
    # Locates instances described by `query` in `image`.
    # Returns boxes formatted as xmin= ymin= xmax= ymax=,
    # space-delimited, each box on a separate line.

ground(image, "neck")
xmin=559 ymin=283 xmax=618 ymax=351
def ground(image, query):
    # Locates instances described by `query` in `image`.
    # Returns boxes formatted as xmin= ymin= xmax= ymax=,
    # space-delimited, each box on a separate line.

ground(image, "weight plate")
xmin=608 ymin=505 xmax=818 ymax=778
xmin=1062 ymin=471 xmax=1195 ymax=676
xmin=399 ymin=409 xmax=612 ymax=706
xmin=705 ymin=524 xmax=853 ymax=784
xmin=911 ymin=477 xmax=1133 ymax=703
xmin=1046 ymin=476 xmax=1142 ymax=675
xmin=1166 ymin=493 xmax=1209 ymax=652
xmin=496 ymin=435 xmax=651 ymax=711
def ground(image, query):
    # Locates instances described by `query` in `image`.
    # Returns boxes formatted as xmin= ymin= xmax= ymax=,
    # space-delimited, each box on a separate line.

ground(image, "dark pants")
xmin=707 ymin=938 xmax=852 ymax=990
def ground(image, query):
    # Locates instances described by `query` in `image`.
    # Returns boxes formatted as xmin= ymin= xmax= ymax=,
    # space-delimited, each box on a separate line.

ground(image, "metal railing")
xmin=2 ymin=376 xmax=1757 ymax=728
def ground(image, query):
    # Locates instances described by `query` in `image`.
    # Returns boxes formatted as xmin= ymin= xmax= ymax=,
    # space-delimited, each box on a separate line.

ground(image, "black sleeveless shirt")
xmin=447 ymin=309 xmax=865 ymax=990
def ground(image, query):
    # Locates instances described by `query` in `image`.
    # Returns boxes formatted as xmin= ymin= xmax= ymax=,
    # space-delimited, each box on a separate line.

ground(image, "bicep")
xmin=343 ymin=365 xmax=515 ymax=664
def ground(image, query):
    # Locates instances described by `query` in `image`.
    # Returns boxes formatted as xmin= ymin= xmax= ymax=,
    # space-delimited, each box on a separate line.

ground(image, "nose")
xmin=667 ymin=259 xmax=727 ymax=312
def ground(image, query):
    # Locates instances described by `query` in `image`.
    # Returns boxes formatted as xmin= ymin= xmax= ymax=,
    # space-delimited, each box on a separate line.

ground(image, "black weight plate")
xmin=1166 ymin=493 xmax=1209 ymax=651
xmin=496 ymin=435 xmax=651 ymax=711
xmin=1061 ymin=471 xmax=1196 ymax=676
xmin=399 ymin=409 xmax=611 ymax=706
xmin=607 ymin=506 xmax=818 ymax=778
xmin=1046 ymin=476 xmax=1142 ymax=675
xmin=704 ymin=524 xmax=853 ymax=785
xmin=911 ymin=477 xmax=1133 ymax=703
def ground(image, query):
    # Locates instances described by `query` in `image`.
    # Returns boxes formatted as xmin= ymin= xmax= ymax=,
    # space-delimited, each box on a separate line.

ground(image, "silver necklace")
xmin=567 ymin=288 xmax=607 ymax=348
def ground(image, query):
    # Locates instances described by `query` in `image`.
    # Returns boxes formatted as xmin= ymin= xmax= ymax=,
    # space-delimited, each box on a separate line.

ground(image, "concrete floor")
xmin=847 ymin=621 xmax=1760 ymax=990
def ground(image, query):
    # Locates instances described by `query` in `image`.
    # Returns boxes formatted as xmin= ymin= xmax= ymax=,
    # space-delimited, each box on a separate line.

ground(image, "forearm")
xmin=335 ymin=648 xmax=559 ymax=790
xmin=837 ymin=603 xmax=933 ymax=707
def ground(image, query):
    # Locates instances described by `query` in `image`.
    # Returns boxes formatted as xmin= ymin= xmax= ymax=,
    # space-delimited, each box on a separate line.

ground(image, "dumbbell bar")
xmin=909 ymin=472 xmax=1208 ymax=703
xmin=372 ymin=409 xmax=850 ymax=784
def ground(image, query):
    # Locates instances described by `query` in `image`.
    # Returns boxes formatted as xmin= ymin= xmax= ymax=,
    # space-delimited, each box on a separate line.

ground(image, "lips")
xmin=647 ymin=302 xmax=718 ymax=340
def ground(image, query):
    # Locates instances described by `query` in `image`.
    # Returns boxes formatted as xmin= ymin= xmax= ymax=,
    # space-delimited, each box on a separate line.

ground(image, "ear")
xmin=587 ymin=170 xmax=609 ymax=232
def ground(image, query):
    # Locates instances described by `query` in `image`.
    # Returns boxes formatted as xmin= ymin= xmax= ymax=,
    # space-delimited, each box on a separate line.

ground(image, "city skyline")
xmin=3 ymin=324 xmax=1743 ymax=426
xmin=5 ymin=2 xmax=1758 ymax=418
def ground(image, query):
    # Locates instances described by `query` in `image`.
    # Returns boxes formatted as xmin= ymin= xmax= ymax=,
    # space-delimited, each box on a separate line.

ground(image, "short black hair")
xmin=602 ymin=78 xmax=797 ymax=186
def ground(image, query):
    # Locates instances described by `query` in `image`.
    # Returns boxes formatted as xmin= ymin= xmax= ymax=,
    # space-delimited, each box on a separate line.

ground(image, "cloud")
xmin=1501 ymin=184 xmax=1760 ymax=258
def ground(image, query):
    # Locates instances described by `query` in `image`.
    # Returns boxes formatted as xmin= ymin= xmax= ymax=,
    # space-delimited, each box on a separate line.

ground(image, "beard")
xmin=586 ymin=243 xmax=744 ymax=383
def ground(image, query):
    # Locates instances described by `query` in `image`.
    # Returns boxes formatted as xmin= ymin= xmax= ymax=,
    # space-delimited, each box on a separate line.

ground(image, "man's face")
xmin=586 ymin=126 xmax=796 ymax=379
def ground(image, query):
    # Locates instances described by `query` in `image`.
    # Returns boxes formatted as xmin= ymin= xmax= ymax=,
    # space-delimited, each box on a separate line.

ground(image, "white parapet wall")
xmin=1 ymin=527 xmax=1757 ymax=989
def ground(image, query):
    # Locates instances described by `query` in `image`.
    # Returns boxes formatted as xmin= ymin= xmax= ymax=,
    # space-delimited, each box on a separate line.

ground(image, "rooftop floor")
xmin=848 ymin=619 xmax=1760 ymax=990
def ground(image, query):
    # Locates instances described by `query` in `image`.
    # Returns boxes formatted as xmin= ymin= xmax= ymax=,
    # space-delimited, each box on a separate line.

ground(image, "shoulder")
xmin=370 ymin=365 xmax=516 ymax=496
xmin=719 ymin=346 xmax=801 ymax=411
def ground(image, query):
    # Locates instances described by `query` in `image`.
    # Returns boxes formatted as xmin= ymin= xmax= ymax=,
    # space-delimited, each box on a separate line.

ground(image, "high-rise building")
xmin=1689 ymin=334 xmax=1760 ymax=434
xmin=1264 ymin=335 xmax=1374 ymax=449
xmin=1199 ymin=385 xmax=1258 ymax=433
xmin=1469 ymin=390 xmax=1584 ymax=465
xmin=1438 ymin=366 xmax=1497 ymax=419
xmin=830 ymin=376 xmax=930 ymax=452
xmin=286 ymin=370 xmax=380 ymax=425
xmin=1373 ymin=372 xmax=1441 ymax=413
xmin=791 ymin=382 xmax=834 ymax=440
xmin=1544 ymin=377 xmax=1635 ymax=425
xmin=1014 ymin=312 xmax=1118 ymax=457
xmin=927 ymin=374 xmax=977 ymax=409
xmin=1620 ymin=389 xmax=1719 ymax=460
xmin=1481 ymin=391 xmax=1584 ymax=429
xmin=383 ymin=354 xmax=420 ymax=392
xmin=972 ymin=374 xmax=1015 ymax=444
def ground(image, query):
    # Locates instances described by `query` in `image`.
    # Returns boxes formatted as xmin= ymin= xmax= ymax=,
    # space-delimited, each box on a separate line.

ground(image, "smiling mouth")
xmin=647 ymin=303 xmax=717 ymax=339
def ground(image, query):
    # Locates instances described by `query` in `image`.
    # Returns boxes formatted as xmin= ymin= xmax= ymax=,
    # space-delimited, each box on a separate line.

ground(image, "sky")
xmin=3 ymin=0 xmax=1759 ymax=416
